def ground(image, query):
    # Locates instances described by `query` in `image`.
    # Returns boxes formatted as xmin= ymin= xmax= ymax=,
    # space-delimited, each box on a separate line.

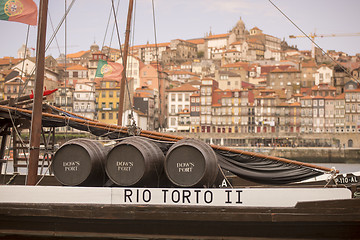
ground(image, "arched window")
xmin=348 ymin=139 xmax=353 ymax=148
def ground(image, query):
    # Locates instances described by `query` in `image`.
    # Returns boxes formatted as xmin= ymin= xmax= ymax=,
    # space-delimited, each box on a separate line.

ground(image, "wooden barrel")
xmin=164 ymin=138 xmax=218 ymax=187
xmin=105 ymin=136 xmax=164 ymax=187
xmin=52 ymin=139 xmax=108 ymax=186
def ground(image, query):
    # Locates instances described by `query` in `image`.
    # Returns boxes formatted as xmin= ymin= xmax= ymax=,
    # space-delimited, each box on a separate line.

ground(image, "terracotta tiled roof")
xmin=134 ymin=92 xmax=152 ymax=98
xmin=247 ymin=38 xmax=262 ymax=44
xmin=0 ymin=57 xmax=22 ymax=65
xmin=186 ymin=38 xmax=205 ymax=44
xmin=222 ymin=62 xmax=249 ymax=68
xmin=224 ymin=49 xmax=239 ymax=53
xmin=166 ymin=83 xmax=198 ymax=92
xmin=132 ymin=42 xmax=170 ymax=49
xmin=205 ymin=33 xmax=229 ymax=40
xmin=256 ymin=95 xmax=276 ymax=99
xmin=324 ymin=96 xmax=335 ymax=100
xmin=313 ymin=95 xmax=324 ymax=99
xmin=345 ymin=88 xmax=360 ymax=92
xmin=66 ymin=50 xmax=90 ymax=58
xmin=66 ymin=64 xmax=88 ymax=70
xmin=301 ymin=61 xmax=317 ymax=68
xmin=167 ymin=70 xmax=199 ymax=76
xmin=335 ymin=93 xmax=345 ymax=99
xmin=188 ymin=80 xmax=201 ymax=86
xmin=290 ymin=102 xmax=301 ymax=107
xmin=301 ymin=96 xmax=313 ymax=100
xmin=230 ymin=41 xmax=244 ymax=45
xmin=260 ymin=89 xmax=275 ymax=93
xmin=270 ymin=67 xmax=300 ymax=73
xmin=278 ymin=102 xmax=290 ymax=107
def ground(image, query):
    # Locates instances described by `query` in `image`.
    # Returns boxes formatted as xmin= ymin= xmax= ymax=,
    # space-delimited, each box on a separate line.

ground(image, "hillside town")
xmin=1 ymin=18 xmax=360 ymax=148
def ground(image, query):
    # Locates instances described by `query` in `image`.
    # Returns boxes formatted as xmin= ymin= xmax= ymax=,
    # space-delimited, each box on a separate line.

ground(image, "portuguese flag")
xmin=95 ymin=59 xmax=123 ymax=79
xmin=0 ymin=0 xmax=37 ymax=26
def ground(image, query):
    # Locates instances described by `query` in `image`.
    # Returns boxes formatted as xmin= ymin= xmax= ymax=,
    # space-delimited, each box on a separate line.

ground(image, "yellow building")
xmin=95 ymin=78 xmax=121 ymax=125
xmin=95 ymin=77 xmax=134 ymax=125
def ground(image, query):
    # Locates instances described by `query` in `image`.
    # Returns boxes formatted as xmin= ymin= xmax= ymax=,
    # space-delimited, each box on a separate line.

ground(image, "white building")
xmin=132 ymin=42 xmax=169 ymax=64
xmin=73 ymin=80 xmax=96 ymax=120
xmin=166 ymin=83 xmax=198 ymax=130
xmin=116 ymin=55 xmax=144 ymax=90
xmin=204 ymin=33 xmax=230 ymax=59
xmin=12 ymin=58 xmax=58 ymax=81
xmin=315 ymin=65 xmax=333 ymax=85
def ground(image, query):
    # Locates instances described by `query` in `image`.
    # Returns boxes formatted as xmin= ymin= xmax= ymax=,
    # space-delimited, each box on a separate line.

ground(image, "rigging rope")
xmin=268 ymin=0 xmax=360 ymax=84
xmin=101 ymin=3 xmax=114 ymax=51
xmin=48 ymin=13 xmax=62 ymax=57
xmin=106 ymin=0 xmax=121 ymax=57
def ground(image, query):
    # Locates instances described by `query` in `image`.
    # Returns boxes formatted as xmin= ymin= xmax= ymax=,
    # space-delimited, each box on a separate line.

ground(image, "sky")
xmin=1 ymin=0 xmax=360 ymax=59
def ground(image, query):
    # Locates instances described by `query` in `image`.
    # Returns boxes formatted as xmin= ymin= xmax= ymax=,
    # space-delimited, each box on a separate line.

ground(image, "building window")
xmin=109 ymin=91 xmax=113 ymax=97
xmin=170 ymin=117 xmax=176 ymax=125
xmin=185 ymin=94 xmax=190 ymax=101
xmin=109 ymin=112 xmax=113 ymax=119
xmin=101 ymin=113 xmax=106 ymax=119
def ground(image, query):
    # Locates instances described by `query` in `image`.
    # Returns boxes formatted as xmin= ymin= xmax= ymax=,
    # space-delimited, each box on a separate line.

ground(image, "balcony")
xmin=74 ymin=109 xmax=95 ymax=113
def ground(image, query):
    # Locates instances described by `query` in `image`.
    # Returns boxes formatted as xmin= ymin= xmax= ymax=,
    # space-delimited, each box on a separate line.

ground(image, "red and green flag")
xmin=95 ymin=59 xmax=123 ymax=79
xmin=0 ymin=0 xmax=37 ymax=26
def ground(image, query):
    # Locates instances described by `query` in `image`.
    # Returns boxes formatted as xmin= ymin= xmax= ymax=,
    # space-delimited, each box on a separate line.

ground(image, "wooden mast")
xmin=27 ymin=0 xmax=48 ymax=185
xmin=117 ymin=0 xmax=134 ymax=126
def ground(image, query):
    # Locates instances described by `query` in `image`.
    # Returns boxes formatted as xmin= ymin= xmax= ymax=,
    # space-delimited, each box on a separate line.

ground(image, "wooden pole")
xmin=27 ymin=0 xmax=48 ymax=185
xmin=117 ymin=0 xmax=134 ymax=126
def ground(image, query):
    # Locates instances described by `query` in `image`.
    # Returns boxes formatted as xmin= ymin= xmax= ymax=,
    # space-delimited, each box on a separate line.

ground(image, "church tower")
xmin=231 ymin=17 xmax=246 ymax=42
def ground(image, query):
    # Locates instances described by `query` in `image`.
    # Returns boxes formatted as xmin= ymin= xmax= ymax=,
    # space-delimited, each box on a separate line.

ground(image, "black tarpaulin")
xmin=216 ymin=150 xmax=323 ymax=184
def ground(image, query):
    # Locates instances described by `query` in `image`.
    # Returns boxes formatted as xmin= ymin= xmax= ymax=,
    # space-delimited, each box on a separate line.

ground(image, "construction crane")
xmin=289 ymin=32 xmax=360 ymax=59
